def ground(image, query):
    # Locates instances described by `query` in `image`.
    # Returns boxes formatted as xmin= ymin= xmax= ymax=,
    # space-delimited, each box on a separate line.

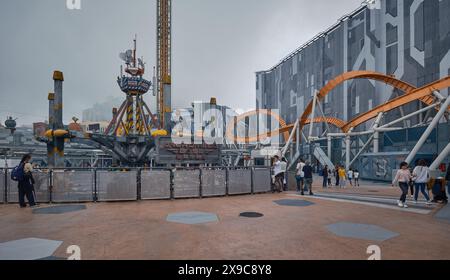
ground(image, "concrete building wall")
xmin=256 ymin=0 xmax=450 ymax=134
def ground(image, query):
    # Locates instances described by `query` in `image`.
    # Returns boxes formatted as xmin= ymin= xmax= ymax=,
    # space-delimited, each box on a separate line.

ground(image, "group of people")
xmin=393 ymin=159 xmax=450 ymax=208
xmin=272 ymin=156 xmax=314 ymax=195
xmin=272 ymin=156 xmax=288 ymax=193
xmin=321 ymin=165 xmax=360 ymax=188
xmin=295 ymin=159 xmax=314 ymax=196
xmin=273 ymin=156 xmax=363 ymax=195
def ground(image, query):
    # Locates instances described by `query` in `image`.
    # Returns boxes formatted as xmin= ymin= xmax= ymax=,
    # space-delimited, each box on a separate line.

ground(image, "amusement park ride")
xmin=85 ymin=0 xmax=173 ymax=166
xmin=87 ymin=37 xmax=163 ymax=166
xmin=35 ymin=0 xmax=450 ymax=170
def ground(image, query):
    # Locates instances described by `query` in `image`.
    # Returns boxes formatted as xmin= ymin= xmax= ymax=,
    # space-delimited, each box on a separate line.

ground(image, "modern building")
xmin=256 ymin=0 xmax=450 ymax=130
xmin=255 ymin=0 xmax=450 ymax=178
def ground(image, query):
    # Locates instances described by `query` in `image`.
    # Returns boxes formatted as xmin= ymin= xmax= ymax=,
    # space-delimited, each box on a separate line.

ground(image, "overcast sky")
xmin=0 ymin=0 xmax=362 ymax=126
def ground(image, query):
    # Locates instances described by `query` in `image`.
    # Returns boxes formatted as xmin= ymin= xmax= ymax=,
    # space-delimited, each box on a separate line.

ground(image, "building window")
xmin=368 ymin=99 xmax=373 ymax=110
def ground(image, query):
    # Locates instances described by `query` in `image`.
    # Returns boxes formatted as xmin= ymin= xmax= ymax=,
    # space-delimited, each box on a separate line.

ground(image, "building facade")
xmin=256 ymin=0 xmax=450 ymax=133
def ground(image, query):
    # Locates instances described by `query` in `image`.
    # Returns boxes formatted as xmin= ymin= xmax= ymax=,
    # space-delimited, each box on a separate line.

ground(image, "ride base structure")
xmin=87 ymin=38 xmax=166 ymax=166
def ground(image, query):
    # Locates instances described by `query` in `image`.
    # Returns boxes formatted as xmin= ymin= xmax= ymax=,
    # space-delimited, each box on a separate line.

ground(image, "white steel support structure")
xmin=308 ymin=91 xmax=318 ymax=142
xmin=405 ymin=95 xmax=450 ymax=164
xmin=430 ymin=143 xmax=450 ymax=171
xmin=372 ymin=113 xmax=384 ymax=154
xmin=345 ymin=128 xmax=354 ymax=169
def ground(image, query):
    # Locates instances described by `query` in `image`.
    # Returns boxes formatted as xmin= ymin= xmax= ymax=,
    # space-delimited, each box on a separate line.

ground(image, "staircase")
xmin=313 ymin=146 xmax=334 ymax=170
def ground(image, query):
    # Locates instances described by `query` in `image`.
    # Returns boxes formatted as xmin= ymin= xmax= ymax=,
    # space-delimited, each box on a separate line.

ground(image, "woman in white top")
xmin=392 ymin=162 xmax=412 ymax=208
xmin=295 ymin=159 xmax=306 ymax=193
xmin=412 ymin=159 xmax=431 ymax=204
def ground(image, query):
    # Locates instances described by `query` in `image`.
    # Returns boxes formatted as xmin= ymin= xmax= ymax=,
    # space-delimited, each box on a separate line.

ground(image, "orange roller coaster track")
xmin=224 ymin=71 xmax=450 ymax=143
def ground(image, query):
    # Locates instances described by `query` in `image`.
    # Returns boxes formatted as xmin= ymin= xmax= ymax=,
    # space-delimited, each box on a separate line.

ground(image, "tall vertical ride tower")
xmin=156 ymin=0 xmax=172 ymax=131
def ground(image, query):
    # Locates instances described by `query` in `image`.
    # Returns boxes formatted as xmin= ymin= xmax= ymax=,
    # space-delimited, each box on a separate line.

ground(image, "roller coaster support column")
xmin=406 ymin=95 xmax=450 ymax=164
xmin=345 ymin=128 xmax=354 ymax=170
xmin=430 ymin=143 xmax=450 ymax=171
xmin=327 ymin=136 xmax=332 ymax=159
xmin=373 ymin=113 xmax=384 ymax=154
xmin=308 ymin=91 xmax=318 ymax=142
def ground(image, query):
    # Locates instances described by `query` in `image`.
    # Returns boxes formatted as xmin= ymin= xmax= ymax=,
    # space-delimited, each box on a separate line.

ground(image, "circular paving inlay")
xmin=166 ymin=211 xmax=219 ymax=225
xmin=326 ymin=222 xmax=399 ymax=242
xmin=273 ymin=199 xmax=315 ymax=207
xmin=240 ymin=212 xmax=264 ymax=218
xmin=32 ymin=205 xmax=86 ymax=215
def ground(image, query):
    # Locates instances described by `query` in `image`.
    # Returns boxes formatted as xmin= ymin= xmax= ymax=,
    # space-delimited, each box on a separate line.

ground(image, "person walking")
xmin=338 ymin=166 xmax=347 ymax=188
xmin=412 ymin=159 xmax=432 ymax=205
xmin=334 ymin=165 xmax=340 ymax=187
xmin=353 ymin=169 xmax=360 ymax=187
xmin=392 ymin=162 xmax=412 ymax=208
xmin=327 ymin=168 xmax=332 ymax=187
xmin=272 ymin=156 xmax=284 ymax=193
xmin=347 ymin=168 xmax=354 ymax=187
xmin=322 ymin=165 xmax=329 ymax=188
xmin=302 ymin=161 xmax=314 ymax=196
xmin=16 ymin=154 xmax=37 ymax=208
xmin=295 ymin=159 xmax=306 ymax=193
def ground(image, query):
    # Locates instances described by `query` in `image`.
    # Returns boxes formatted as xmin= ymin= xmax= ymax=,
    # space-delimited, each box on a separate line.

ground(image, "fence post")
xmin=4 ymin=168 xmax=7 ymax=203
xmin=170 ymin=169 xmax=174 ymax=200
xmin=49 ymin=169 xmax=53 ymax=204
xmin=137 ymin=168 xmax=142 ymax=201
xmin=225 ymin=168 xmax=229 ymax=196
xmin=199 ymin=168 xmax=203 ymax=199
xmin=93 ymin=168 xmax=98 ymax=202
xmin=251 ymin=167 xmax=255 ymax=195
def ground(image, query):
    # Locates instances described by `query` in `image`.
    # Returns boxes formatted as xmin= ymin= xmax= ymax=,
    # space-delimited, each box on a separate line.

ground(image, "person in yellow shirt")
xmin=338 ymin=167 xmax=347 ymax=188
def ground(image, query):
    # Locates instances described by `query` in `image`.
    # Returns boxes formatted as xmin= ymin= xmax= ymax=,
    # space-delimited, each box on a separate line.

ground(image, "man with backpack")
xmin=11 ymin=154 xmax=37 ymax=208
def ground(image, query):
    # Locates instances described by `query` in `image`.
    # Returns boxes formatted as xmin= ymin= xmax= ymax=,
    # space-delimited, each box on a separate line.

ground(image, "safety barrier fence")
xmin=0 ymin=167 xmax=272 ymax=204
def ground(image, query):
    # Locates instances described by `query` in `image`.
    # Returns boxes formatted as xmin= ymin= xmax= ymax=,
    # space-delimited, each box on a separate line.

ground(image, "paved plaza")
xmin=0 ymin=178 xmax=449 ymax=260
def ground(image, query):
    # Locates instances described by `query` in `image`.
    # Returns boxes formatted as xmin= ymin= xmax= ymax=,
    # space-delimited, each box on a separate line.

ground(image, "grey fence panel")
xmin=228 ymin=169 xmax=252 ymax=195
xmin=201 ymin=169 xmax=226 ymax=197
xmin=253 ymin=168 xmax=271 ymax=193
xmin=173 ymin=170 xmax=200 ymax=198
xmin=7 ymin=171 xmax=50 ymax=203
xmin=97 ymin=171 xmax=137 ymax=201
xmin=0 ymin=170 xmax=5 ymax=203
xmin=52 ymin=171 xmax=94 ymax=202
xmin=287 ymin=172 xmax=297 ymax=191
xmin=141 ymin=170 xmax=171 ymax=200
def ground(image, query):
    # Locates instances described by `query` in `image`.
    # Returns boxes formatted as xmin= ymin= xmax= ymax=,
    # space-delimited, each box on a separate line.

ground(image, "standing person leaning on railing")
xmin=272 ymin=156 xmax=284 ymax=193
xmin=12 ymin=154 xmax=37 ymax=208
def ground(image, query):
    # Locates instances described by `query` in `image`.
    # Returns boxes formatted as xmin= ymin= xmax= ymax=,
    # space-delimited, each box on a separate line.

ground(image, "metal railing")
xmin=0 ymin=167 xmax=272 ymax=204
